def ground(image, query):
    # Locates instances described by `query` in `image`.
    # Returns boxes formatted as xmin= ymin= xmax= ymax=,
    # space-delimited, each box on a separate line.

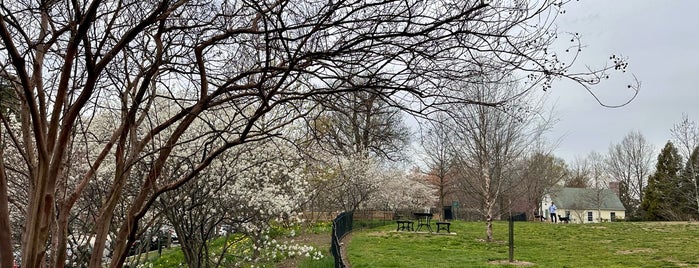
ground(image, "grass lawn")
xmin=347 ymin=221 xmax=699 ymax=267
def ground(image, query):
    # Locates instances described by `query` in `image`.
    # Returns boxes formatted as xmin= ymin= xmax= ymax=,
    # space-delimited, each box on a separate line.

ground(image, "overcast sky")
xmin=543 ymin=0 xmax=699 ymax=163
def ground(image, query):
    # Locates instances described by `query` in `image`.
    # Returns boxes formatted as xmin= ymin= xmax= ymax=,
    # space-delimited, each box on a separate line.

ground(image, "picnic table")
xmin=413 ymin=212 xmax=433 ymax=232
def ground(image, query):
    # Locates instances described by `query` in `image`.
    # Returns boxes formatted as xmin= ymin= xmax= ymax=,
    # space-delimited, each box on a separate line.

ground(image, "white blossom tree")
xmin=160 ymin=138 xmax=309 ymax=268
xmin=366 ymin=168 xmax=437 ymax=211
xmin=306 ymin=147 xmax=436 ymax=214
xmin=313 ymin=152 xmax=384 ymax=212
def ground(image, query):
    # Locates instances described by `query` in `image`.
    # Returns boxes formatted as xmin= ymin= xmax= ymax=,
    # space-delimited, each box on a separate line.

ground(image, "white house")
xmin=542 ymin=188 xmax=626 ymax=223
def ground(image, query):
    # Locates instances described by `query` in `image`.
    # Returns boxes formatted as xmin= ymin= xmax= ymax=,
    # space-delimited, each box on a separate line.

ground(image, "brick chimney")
xmin=608 ymin=181 xmax=620 ymax=196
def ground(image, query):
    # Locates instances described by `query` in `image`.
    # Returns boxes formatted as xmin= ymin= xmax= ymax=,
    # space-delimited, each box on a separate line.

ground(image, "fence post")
xmin=508 ymin=215 xmax=514 ymax=262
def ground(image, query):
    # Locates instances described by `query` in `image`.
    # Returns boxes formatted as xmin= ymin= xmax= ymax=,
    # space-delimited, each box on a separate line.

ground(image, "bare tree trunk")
xmin=688 ymin=155 xmax=699 ymax=217
xmin=181 ymin=237 xmax=205 ymax=268
xmin=51 ymin=129 xmax=119 ymax=267
xmin=19 ymin=3 xmax=56 ymax=264
xmin=88 ymin=147 xmax=131 ymax=267
xmin=691 ymin=162 xmax=699 ymax=218
xmin=23 ymin=165 xmax=54 ymax=268
xmin=0 ymin=136 xmax=14 ymax=268
xmin=110 ymin=216 xmax=139 ymax=268
xmin=695 ymin=181 xmax=699 ymax=218
xmin=483 ymin=167 xmax=495 ymax=242
xmin=485 ymin=203 xmax=495 ymax=242
xmin=439 ymin=182 xmax=445 ymax=220
xmin=52 ymin=210 xmax=69 ymax=268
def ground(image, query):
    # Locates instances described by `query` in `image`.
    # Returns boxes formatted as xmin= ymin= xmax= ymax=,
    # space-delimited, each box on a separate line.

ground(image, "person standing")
xmin=549 ymin=202 xmax=557 ymax=223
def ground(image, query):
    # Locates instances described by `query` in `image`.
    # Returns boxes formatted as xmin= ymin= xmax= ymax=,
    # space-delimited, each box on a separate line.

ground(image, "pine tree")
xmin=618 ymin=180 xmax=641 ymax=219
xmin=641 ymin=141 xmax=683 ymax=220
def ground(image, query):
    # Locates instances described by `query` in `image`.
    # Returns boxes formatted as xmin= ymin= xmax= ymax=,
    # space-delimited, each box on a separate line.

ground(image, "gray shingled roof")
xmin=551 ymin=188 xmax=625 ymax=211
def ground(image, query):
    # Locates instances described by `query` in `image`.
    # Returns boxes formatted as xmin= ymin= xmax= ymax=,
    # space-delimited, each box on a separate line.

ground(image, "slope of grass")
xmin=347 ymin=221 xmax=699 ymax=267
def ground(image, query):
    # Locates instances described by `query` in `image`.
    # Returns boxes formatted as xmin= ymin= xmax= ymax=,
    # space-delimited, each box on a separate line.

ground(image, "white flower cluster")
xmin=206 ymin=139 xmax=311 ymax=234
xmin=368 ymin=169 xmax=438 ymax=210
xmin=263 ymin=239 xmax=324 ymax=261
xmin=310 ymin=151 xmax=436 ymax=211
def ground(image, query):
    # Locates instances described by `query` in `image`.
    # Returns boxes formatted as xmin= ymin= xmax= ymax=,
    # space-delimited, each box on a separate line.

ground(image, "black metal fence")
xmin=331 ymin=211 xmax=353 ymax=268
xmin=330 ymin=210 xmax=396 ymax=267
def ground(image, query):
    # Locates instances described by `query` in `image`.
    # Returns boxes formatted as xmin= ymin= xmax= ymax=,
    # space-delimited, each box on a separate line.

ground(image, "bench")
xmin=396 ymin=220 xmax=414 ymax=231
xmin=436 ymin=222 xmax=451 ymax=233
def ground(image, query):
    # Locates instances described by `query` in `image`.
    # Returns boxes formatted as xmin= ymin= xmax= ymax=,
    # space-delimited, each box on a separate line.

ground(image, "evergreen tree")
xmin=680 ymin=146 xmax=699 ymax=219
xmin=618 ymin=180 xmax=641 ymax=220
xmin=641 ymin=141 xmax=683 ymax=220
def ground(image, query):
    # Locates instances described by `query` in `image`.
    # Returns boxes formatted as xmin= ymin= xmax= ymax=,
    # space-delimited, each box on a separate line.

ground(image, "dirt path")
xmin=340 ymin=233 xmax=352 ymax=268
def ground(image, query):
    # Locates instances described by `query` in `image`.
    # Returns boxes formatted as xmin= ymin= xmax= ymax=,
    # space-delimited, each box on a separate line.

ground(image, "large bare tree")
xmin=565 ymin=155 xmax=593 ymax=188
xmin=311 ymin=78 xmax=410 ymax=160
xmin=451 ymin=80 xmax=549 ymax=242
xmin=305 ymin=74 xmax=412 ymax=214
xmin=419 ymin=113 xmax=459 ymax=219
xmin=0 ymin=0 xmax=635 ymax=267
xmin=517 ymin=151 xmax=567 ymax=219
xmin=606 ymin=130 xmax=655 ymax=219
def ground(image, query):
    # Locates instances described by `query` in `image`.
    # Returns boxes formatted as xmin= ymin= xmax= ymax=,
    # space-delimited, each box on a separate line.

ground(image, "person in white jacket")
xmin=549 ymin=202 xmax=558 ymax=223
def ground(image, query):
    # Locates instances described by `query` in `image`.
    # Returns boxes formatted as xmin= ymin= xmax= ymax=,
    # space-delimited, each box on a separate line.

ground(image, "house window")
xmin=611 ymin=212 xmax=616 ymax=222
xmin=587 ymin=211 xmax=593 ymax=222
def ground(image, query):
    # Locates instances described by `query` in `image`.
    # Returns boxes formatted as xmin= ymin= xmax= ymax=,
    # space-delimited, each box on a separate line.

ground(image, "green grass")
xmin=347 ymin=221 xmax=699 ymax=267
xmin=123 ymin=245 xmax=188 ymax=267
xmin=140 ymin=247 xmax=186 ymax=267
